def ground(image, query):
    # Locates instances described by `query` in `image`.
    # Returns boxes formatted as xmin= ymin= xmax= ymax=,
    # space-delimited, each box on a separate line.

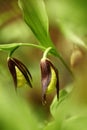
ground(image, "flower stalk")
xmin=0 ymin=43 xmax=72 ymax=75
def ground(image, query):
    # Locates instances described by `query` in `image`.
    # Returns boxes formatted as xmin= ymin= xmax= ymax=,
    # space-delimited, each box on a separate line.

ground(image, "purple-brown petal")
xmin=40 ymin=58 xmax=51 ymax=104
xmin=40 ymin=58 xmax=59 ymax=104
xmin=13 ymin=58 xmax=32 ymax=79
xmin=7 ymin=58 xmax=17 ymax=89
xmin=12 ymin=58 xmax=32 ymax=88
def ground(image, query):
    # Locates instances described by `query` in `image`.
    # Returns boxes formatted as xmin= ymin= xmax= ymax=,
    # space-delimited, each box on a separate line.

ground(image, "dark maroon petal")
xmin=7 ymin=58 xmax=17 ymax=89
xmin=13 ymin=58 xmax=32 ymax=79
xmin=40 ymin=58 xmax=59 ymax=104
xmin=40 ymin=58 xmax=51 ymax=104
xmin=40 ymin=59 xmax=51 ymax=91
xmin=12 ymin=58 xmax=32 ymax=88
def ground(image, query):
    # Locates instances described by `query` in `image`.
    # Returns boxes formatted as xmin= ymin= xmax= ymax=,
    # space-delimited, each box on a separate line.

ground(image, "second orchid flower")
xmin=40 ymin=48 xmax=59 ymax=105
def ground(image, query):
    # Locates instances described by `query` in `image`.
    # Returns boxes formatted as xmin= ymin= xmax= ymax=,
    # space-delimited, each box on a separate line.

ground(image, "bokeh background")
xmin=0 ymin=0 xmax=73 ymax=123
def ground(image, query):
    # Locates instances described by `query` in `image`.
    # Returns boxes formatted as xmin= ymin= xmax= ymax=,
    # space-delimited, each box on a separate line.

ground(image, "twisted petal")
xmin=12 ymin=58 xmax=32 ymax=88
xmin=7 ymin=57 xmax=32 ymax=89
xmin=8 ymin=58 xmax=17 ymax=87
xmin=40 ymin=58 xmax=59 ymax=105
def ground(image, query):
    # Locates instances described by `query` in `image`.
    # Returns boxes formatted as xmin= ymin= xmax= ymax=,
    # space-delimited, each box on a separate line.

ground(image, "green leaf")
xmin=50 ymin=89 xmax=68 ymax=118
xmin=18 ymin=0 xmax=53 ymax=48
xmin=50 ymin=84 xmax=73 ymax=118
xmin=18 ymin=0 xmax=73 ymax=74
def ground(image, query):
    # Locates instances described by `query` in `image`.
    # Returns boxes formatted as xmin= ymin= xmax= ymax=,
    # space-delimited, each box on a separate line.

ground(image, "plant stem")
xmin=0 ymin=43 xmax=45 ymax=51
xmin=43 ymin=47 xmax=52 ymax=58
xmin=9 ymin=46 xmax=19 ymax=57
xmin=0 ymin=43 xmax=72 ymax=75
xmin=19 ymin=43 xmax=46 ymax=50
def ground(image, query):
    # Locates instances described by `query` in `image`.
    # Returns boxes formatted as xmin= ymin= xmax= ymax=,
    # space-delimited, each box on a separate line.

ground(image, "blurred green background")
xmin=0 ymin=0 xmax=73 ymax=129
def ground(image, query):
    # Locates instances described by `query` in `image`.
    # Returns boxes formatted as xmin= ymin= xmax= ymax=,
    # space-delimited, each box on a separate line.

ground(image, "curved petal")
xmin=40 ymin=58 xmax=59 ymax=104
xmin=12 ymin=58 xmax=32 ymax=88
xmin=7 ymin=58 xmax=17 ymax=89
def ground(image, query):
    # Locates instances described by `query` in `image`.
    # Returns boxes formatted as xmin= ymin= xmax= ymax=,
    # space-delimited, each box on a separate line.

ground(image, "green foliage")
xmin=44 ymin=114 xmax=87 ymax=130
xmin=61 ymin=115 xmax=87 ymax=130
xmin=44 ymin=84 xmax=87 ymax=130
xmin=0 ymin=0 xmax=71 ymax=74
xmin=18 ymin=0 xmax=67 ymax=63
xmin=1 ymin=0 xmax=87 ymax=130
xmin=0 ymin=85 xmax=40 ymax=130
xmin=46 ymin=0 xmax=87 ymax=47
xmin=50 ymin=89 xmax=68 ymax=117
xmin=56 ymin=0 xmax=87 ymax=37
xmin=18 ymin=0 xmax=53 ymax=48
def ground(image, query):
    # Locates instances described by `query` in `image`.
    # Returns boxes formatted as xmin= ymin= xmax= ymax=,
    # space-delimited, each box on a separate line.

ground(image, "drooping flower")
xmin=7 ymin=57 xmax=32 ymax=89
xmin=40 ymin=58 xmax=59 ymax=105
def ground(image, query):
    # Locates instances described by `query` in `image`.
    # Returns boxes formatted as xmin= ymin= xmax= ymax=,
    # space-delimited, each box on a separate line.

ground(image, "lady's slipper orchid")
xmin=40 ymin=58 xmax=59 ymax=105
xmin=7 ymin=57 xmax=32 ymax=89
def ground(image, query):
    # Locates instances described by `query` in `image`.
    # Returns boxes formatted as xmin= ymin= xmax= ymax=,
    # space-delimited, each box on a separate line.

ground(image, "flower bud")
xmin=40 ymin=58 xmax=59 ymax=105
xmin=7 ymin=57 xmax=32 ymax=89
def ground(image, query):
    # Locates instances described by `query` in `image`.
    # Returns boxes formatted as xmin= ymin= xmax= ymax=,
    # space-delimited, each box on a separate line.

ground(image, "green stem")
xmin=0 ymin=43 xmax=45 ymax=51
xmin=43 ymin=47 xmax=52 ymax=58
xmin=20 ymin=43 xmax=46 ymax=50
xmin=9 ymin=46 xmax=19 ymax=57
xmin=0 ymin=43 xmax=72 ymax=75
